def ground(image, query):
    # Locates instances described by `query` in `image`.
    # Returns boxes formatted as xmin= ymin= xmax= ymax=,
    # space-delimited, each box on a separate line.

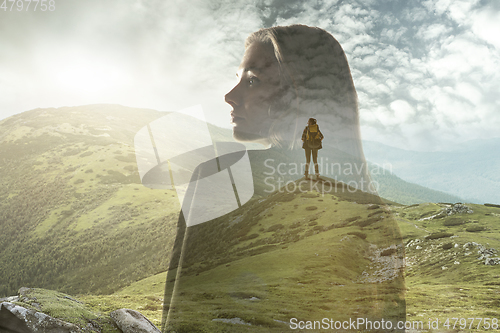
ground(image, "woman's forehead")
xmin=238 ymin=42 xmax=277 ymax=73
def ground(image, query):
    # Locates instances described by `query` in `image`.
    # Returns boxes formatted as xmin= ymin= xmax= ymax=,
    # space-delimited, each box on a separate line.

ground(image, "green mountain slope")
xmin=161 ymin=178 xmax=405 ymax=332
xmin=0 ymin=105 xmax=181 ymax=297
xmin=392 ymin=202 xmax=500 ymax=330
xmin=81 ymin=202 xmax=500 ymax=331
xmin=0 ymin=103 xmax=468 ymax=299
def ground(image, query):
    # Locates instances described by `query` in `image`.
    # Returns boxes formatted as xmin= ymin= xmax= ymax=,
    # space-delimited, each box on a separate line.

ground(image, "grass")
xmin=75 ymin=181 xmax=405 ymax=332
xmin=406 ymin=284 xmax=500 ymax=332
xmin=0 ymin=136 xmax=180 ymax=296
xmin=394 ymin=202 xmax=500 ymax=332
xmin=78 ymin=201 xmax=500 ymax=332
xmin=152 ymin=183 xmax=405 ymax=332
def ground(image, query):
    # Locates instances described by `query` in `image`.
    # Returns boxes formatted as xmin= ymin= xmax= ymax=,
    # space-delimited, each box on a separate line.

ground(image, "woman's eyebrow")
xmin=243 ymin=67 xmax=262 ymax=74
xmin=236 ymin=67 xmax=262 ymax=78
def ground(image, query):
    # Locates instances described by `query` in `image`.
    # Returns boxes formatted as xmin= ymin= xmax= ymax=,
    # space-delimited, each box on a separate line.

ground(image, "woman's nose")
xmin=225 ymin=83 xmax=241 ymax=107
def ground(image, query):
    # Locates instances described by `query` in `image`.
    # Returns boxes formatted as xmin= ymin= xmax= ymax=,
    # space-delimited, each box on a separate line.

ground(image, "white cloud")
xmin=409 ymin=85 xmax=431 ymax=102
xmin=447 ymin=0 xmax=481 ymax=22
xmin=425 ymin=35 xmax=498 ymax=83
xmin=416 ymin=24 xmax=452 ymax=40
xmin=352 ymin=45 xmax=377 ymax=57
xmin=470 ymin=7 xmax=500 ymax=49
xmin=380 ymin=27 xmax=408 ymax=43
xmin=422 ymin=0 xmax=481 ymax=20
xmin=390 ymin=100 xmax=416 ymax=122
xmin=455 ymin=82 xmax=482 ymax=105
xmin=355 ymin=75 xmax=391 ymax=97
xmin=403 ymin=6 xmax=428 ymax=22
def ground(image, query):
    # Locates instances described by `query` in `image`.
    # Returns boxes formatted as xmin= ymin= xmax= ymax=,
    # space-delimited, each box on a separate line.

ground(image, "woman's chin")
xmin=232 ymin=128 xmax=270 ymax=145
xmin=232 ymin=127 xmax=260 ymax=142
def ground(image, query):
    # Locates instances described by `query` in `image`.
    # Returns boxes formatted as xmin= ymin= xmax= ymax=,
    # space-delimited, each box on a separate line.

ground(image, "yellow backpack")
xmin=306 ymin=124 xmax=321 ymax=148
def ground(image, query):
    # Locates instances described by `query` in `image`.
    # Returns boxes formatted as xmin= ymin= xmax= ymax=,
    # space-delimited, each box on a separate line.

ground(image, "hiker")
xmin=302 ymin=117 xmax=323 ymax=179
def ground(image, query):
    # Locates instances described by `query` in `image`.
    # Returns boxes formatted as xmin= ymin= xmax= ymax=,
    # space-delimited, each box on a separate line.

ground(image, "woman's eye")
xmin=248 ymin=77 xmax=259 ymax=86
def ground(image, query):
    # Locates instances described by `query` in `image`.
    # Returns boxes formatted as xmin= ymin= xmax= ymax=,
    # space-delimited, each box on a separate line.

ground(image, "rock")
xmin=0 ymin=302 xmax=81 ymax=333
xmin=463 ymin=242 xmax=499 ymax=265
xmin=464 ymin=241 xmax=484 ymax=251
xmin=445 ymin=203 xmax=473 ymax=216
xmin=485 ymin=258 xmax=500 ymax=265
xmin=212 ymin=317 xmax=252 ymax=326
xmin=110 ymin=309 xmax=161 ymax=333
xmin=419 ymin=203 xmax=473 ymax=221
xmin=0 ymin=296 xmax=19 ymax=303
xmin=0 ymin=303 xmax=31 ymax=333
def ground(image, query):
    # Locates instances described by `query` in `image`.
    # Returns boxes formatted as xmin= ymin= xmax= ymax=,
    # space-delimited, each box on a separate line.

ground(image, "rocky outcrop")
xmin=406 ymin=239 xmax=500 ymax=267
xmin=445 ymin=203 xmax=473 ymax=215
xmin=0 ymin=287 xmax=163 ymax=333
xmin=464 ymin=242 xmax=500 ymax=265
xmin=419 ymin=203 xmax=474 ymax=221
xmin=0 ymin=302 xmax=81 ymax=333
xmin=110 ymin=309 xmax=161 ymax=333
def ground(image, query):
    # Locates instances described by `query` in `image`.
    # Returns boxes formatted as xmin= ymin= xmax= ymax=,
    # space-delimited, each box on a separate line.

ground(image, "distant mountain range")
xmin=362 ymin=139 xmax=500 ymax=204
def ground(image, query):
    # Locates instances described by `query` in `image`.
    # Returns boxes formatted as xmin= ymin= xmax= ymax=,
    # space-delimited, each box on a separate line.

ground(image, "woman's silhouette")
xmin=161 ymin=25 xmax=405 ymax=332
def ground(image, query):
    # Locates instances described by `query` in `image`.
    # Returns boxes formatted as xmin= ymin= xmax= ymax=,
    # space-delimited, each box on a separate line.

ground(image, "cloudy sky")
xmin=0 ymin=0 xmax=498 ymax=151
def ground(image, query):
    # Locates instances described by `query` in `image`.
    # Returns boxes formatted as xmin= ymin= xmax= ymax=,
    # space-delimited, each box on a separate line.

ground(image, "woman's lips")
xmin=230 ymin=112 xmax=245 ymax=124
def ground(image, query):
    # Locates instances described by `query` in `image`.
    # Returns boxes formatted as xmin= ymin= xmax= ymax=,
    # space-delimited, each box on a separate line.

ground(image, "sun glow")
xmin=55 ymin=58 xmax=127 ymax=95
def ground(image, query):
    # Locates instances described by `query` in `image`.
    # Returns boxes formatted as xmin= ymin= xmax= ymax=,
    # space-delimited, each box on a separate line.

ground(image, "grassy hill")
xmin=152 ymin=178 xmax=406 ymax=332
xmin=394 ymin=202 xmax=500 ymax=331
xmin=80 ymin=201 xmax=500 ymax=331
xmin=4 ymin=182 xmax=499 ymax=331
xmin=78 ymin=177 xmax=407 ymax=332
xmin=0 ymin=105 xmax=181 ymax=297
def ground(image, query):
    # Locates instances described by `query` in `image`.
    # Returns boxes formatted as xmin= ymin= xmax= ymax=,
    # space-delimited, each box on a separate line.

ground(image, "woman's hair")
xmin=245 ymin=25 xmax=361 ymax=156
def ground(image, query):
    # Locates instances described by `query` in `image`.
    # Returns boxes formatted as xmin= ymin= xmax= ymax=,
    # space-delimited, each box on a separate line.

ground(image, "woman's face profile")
xmin=225 ymin=42 xmax=282 ymax=145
